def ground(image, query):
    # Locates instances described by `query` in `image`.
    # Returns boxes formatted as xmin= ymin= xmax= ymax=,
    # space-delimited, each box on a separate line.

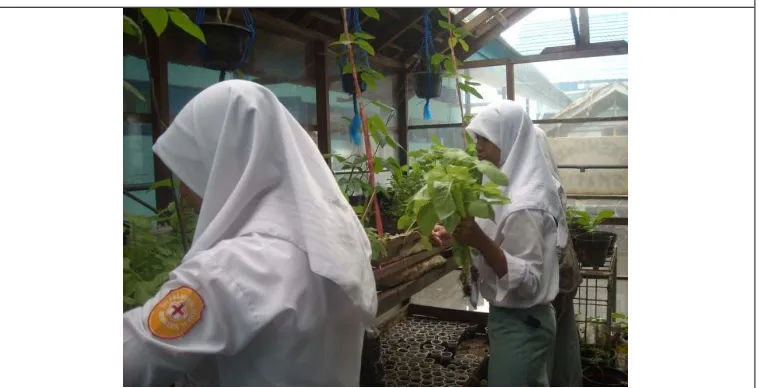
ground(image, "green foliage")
xmin=123 ymin=201 xmax=197 ymax=312
xmin=428 ymin=19 xmax=483 ymax=100
xmin=396 ymin=140 xmax=510 ymax=279
xmin=570 ymin=208 xmax=616 ymax=232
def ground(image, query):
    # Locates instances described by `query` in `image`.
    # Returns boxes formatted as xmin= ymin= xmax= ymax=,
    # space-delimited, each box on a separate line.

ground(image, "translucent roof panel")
xmin=501 ymin=8 xmax=629 ymax=56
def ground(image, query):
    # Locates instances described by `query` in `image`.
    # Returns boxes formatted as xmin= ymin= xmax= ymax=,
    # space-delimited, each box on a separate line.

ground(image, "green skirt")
xmin=487 ymin=304 xmax=557 ymax=387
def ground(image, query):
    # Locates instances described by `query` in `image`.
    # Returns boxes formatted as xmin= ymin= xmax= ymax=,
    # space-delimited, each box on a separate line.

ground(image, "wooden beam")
xmin=146 ymin=31 xmax=174 ymax=211
xmin=579 ymin=8 xmax=590 ymax=45
xmin=376 ymin=13 xmax=424 ymax=52
xmin=247 ymin=9 xmax=404 ymax=69
xmin=314 ymin=40 xmax=332 ymax=167
xmin=506 ymin=63 xmax=515 ymax=100
xmin=461 ymin=41 xmax=628 ymax=68
xmin=395 ymin=69 xmax=409 ymax=166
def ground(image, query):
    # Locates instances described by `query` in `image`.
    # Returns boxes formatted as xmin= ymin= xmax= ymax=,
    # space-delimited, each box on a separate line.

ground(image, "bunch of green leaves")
xmin=571 ymin=209 xmax=616 ymax=233
xmin=123 ymin=8 xmax=205 ymax=102
xmin=611 ymin=312 xmax=628 ymax=334
xmin=123 ymin=201 xmax=197 ymax=311
xmin=331 ymin=8 xmax=384 ymax=90
xmin=396 ymin=139 xmax=511 ymax=283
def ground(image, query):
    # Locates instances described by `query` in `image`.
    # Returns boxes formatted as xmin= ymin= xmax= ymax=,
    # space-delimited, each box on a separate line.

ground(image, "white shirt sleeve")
xmin=492 ymin=208 xmax=555 ymax=302
xmin=123 ymin=249 xmax=260 ymax=387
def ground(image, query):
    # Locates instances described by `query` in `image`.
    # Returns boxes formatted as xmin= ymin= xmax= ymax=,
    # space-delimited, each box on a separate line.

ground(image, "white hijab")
xmin=153 ymin=80 xmax=377 ymax=324
xmin=465 ymin=100 xmax=567 ymax=248
xmin=534 ymin=125 xmax=569 ymax=248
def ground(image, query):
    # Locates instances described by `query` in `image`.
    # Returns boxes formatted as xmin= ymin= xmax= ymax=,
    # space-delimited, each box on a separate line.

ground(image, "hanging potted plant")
xmin=411 ymin=8 xmax=443 ymax=121
xmin=572 ymin=209 xmax=617 ymax=268
xmin=195 ymin=8 xmax=256 ymax=72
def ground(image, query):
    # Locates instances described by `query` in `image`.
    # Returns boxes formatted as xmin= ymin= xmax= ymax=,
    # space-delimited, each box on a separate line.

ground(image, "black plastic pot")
xmin=199 ymin=22 xmax=253 ymax=71
xmin=341 ymin=73 xmax=368 ymax=95
xmin=412 ymin=72 xmax=443 ymax=99
xmin=581 ymin=346 xmax=616 ymax=368
xmin=594 ymin=231 xmax=618 ymax=256
xmin=582 ymin=366 xmax=628 ymax=387
xmin=575 ymin=232 xmax=612 ymax=268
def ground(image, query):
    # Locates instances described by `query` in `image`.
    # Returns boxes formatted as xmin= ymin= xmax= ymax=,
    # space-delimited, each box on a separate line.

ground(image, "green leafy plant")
xmin=573 ymin=209 xmax=616 ymax=233
xmin=396 ymin=139 xmax=511 ymax=286
xmin=123 ymin=187 xmax=197 ymax=311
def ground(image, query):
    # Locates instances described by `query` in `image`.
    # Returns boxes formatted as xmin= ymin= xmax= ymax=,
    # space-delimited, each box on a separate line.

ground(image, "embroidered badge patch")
xmin=148 ymin=286 xmax=205 ymax=339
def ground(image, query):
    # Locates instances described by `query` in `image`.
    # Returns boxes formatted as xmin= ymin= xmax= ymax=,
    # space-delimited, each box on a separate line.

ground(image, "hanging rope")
xmin=421 ymin=8 xmax=437 ymax=121
xmin=339 ymin=8 xmax=370 ymax=146
xmin=195 ymin=8 xmax=256 ymax=72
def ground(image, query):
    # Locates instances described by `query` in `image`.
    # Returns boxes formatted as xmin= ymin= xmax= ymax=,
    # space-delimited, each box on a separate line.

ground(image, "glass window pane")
xmin=124 ymin=190 xmax=157 ymax=217
xmin=123 ymin=55 xmax=151 ymax=114
xmin=407 ymin=75 xmax=462 ymax=126
xmin=515 ymin=54 xmax=628 ymax=123
xmin=166 ymin=31 xmax=314 ymax=127
xmin=330 ymin=72 xmax=398 ymax=170
xmin=547 ymin=135 xmax=627 ymax=195
xmin=123 ymin=122 xmax=154 ymax=185
xmin=408 ymin=126 xmax=466 ymax=153
xmin=460 ymin=65 xmax=507 ymax=115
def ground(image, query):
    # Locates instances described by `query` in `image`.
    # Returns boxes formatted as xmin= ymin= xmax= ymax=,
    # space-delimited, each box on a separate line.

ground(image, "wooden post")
xmin=314 ymin=40 xmax=332 ymax=167
xmin=395 ymin=68 xmax=409 ymax=166
xmin=506 ymin=63 xmax=515 ymax=100
xmin=146 ymin=31 xmax=174 ymax=211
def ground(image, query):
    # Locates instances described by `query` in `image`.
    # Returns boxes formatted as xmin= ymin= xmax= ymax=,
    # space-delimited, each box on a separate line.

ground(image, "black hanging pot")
xmin=582 ymin=366 xmax=628 ymax=387
xmin=575 ymin=232 xmax=612 ymax=268
xmin=412 ymin=72 xmax=443 ymax=99
xmin=199 ymin=22 xmax=254 ymax=71
xmin=341 ymin=73 xmax=368 ymax=95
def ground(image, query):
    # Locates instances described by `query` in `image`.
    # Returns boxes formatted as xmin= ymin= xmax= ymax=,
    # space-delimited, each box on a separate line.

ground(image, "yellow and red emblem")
xmin=148 ymin=286 xmax=205 ymax=339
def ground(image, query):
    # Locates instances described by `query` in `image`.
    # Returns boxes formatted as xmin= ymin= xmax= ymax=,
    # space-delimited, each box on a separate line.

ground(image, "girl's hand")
xmin=431 ymin=224 xmax=453 ymax=247
xmin=453 ymin=216 xmax=487 ymax=248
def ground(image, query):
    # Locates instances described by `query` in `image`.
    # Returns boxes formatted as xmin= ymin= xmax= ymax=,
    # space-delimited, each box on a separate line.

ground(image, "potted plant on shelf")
xmin=194 ymin=8 xmax=256 ymax=72
xmin=572 ymin=209 xmax=617 ymax=268
xmin=611 ymin=312 xmax=628 ymax=371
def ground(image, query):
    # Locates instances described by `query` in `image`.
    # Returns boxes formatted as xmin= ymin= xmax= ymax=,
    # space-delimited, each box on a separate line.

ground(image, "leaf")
xmin=439 ymin=20 xmax=457 ymax=30
xmin=123 ymin=15 xmax=142 ymax=41
xmin=438 ymin=8 xmax=449 ymax=18
xmin=432 ymin=180 xmax=457 ymax=221
xmin=123 ymin=80 xmax=146 ymax=102
xmin=455 ymin=27 xmax=471 ymax=37
xmin=370 ymin=99 xmax=393 ymax=112
xmin=168 ymin=9 xmax=206 ymax=43
xmin=397 ymin=215 xmax=413 ymax=230
xmin=443 ymin=59 xmax=456 ymax=73
xmin=458 ymin=82 xmax=483 ymax=99
xmin=360 ymin=72 xmax=377 ymax=90
xmin=355 ymin=39 xmax=376 ymax=56
xmin=140 ymin=8 xmax=169 ymax=37
xmin=416 ymin=203 xmax=439 ymax=237
xmin=123 ymin=257 xmax=130 ymax=269
xmin=354 ymin=31 xmax=376 ymax=40
xmin=459 ymin=39 xmax=470 ymax=52
xmin=431 ymin=53 xmax=445 ymax=66
xmin=448 ymin=36 xmax=458 ymax=49
xmin=475 ymin=160 xmax=509 ymax=186
xmin=148 ymin=178 xmax=179 ymax=191
xmin=361 ymin=8 xmax=380 ymax=20
xmin=468 ymin=199 xmax=492 ymax=220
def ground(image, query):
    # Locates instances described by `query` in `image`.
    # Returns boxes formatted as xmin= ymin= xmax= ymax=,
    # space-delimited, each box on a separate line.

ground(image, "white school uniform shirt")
xmin=466 ymin=100 xmax=565 ymax=308
xmin=123 ymin=80 xmax=377 ymax=386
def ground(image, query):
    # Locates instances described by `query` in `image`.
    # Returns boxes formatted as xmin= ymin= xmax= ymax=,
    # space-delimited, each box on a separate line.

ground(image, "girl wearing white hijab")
xmin=432 ymin=100 xmax=563 ymax=386
xmin=123 ymin=80 xmax=378 ymax=386
xmin=535 ymin=126 xmax=583 ymax=386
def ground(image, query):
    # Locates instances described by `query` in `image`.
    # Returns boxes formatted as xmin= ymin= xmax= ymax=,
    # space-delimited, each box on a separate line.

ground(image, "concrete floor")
xmin=410 ymin=270 xmax=491 ymax=313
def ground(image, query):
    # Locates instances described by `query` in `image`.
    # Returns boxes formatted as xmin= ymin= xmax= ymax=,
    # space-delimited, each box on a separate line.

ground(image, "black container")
xmin=341 ymin=73 xmax=368 ymax=95
xmin=199 ymin=22 xmax=253 ymax=71
xmin=594 ymin=231 xmax=618 ymax=256
xmin=575 ymin=232 xmax=612 ymax=268
xmin=582 ymin=366 xmax=628 ymax=387
xmin=412 ymin=72 xmax=443 ymax=99
xmin=581 ymin=347 xmax=616 ymax=368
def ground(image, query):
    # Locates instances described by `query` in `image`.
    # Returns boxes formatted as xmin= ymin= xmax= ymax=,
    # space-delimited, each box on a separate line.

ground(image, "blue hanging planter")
xmin=337 ymin=8 xmax=371 ymax=145
xmin=412 ymin=8 xmax=443 ymax=121
xmin=195 ymin=8 xmax=256 ymax=72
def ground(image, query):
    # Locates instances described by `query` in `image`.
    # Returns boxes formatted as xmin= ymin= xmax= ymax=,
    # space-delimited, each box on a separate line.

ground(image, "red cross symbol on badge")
xmin=169 ymin=303 xmax=186 ymax=320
